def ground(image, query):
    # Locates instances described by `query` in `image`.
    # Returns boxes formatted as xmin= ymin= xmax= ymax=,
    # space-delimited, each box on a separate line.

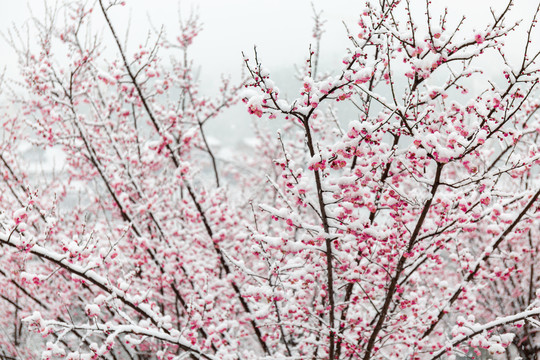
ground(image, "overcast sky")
xmin=99 ymin=0 xmax=539 ymax=92
xmin=3 ymin=0 xmax=537 ymax=88
xmin=1 ymin=0 xmax=538 ymax=144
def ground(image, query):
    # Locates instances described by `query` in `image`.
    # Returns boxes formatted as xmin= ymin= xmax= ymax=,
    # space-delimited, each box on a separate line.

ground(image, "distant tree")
xmin=0 ymin=0 xmax=538 ymax=359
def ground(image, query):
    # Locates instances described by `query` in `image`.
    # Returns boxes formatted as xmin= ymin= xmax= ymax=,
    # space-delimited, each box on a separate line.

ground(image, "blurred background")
xmin=1 ymin=0 xmax=538 ymax=146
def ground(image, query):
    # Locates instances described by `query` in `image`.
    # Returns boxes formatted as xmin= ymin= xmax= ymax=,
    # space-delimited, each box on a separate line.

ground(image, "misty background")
xmin=1 ymin=0 xmax=538 ymax=150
